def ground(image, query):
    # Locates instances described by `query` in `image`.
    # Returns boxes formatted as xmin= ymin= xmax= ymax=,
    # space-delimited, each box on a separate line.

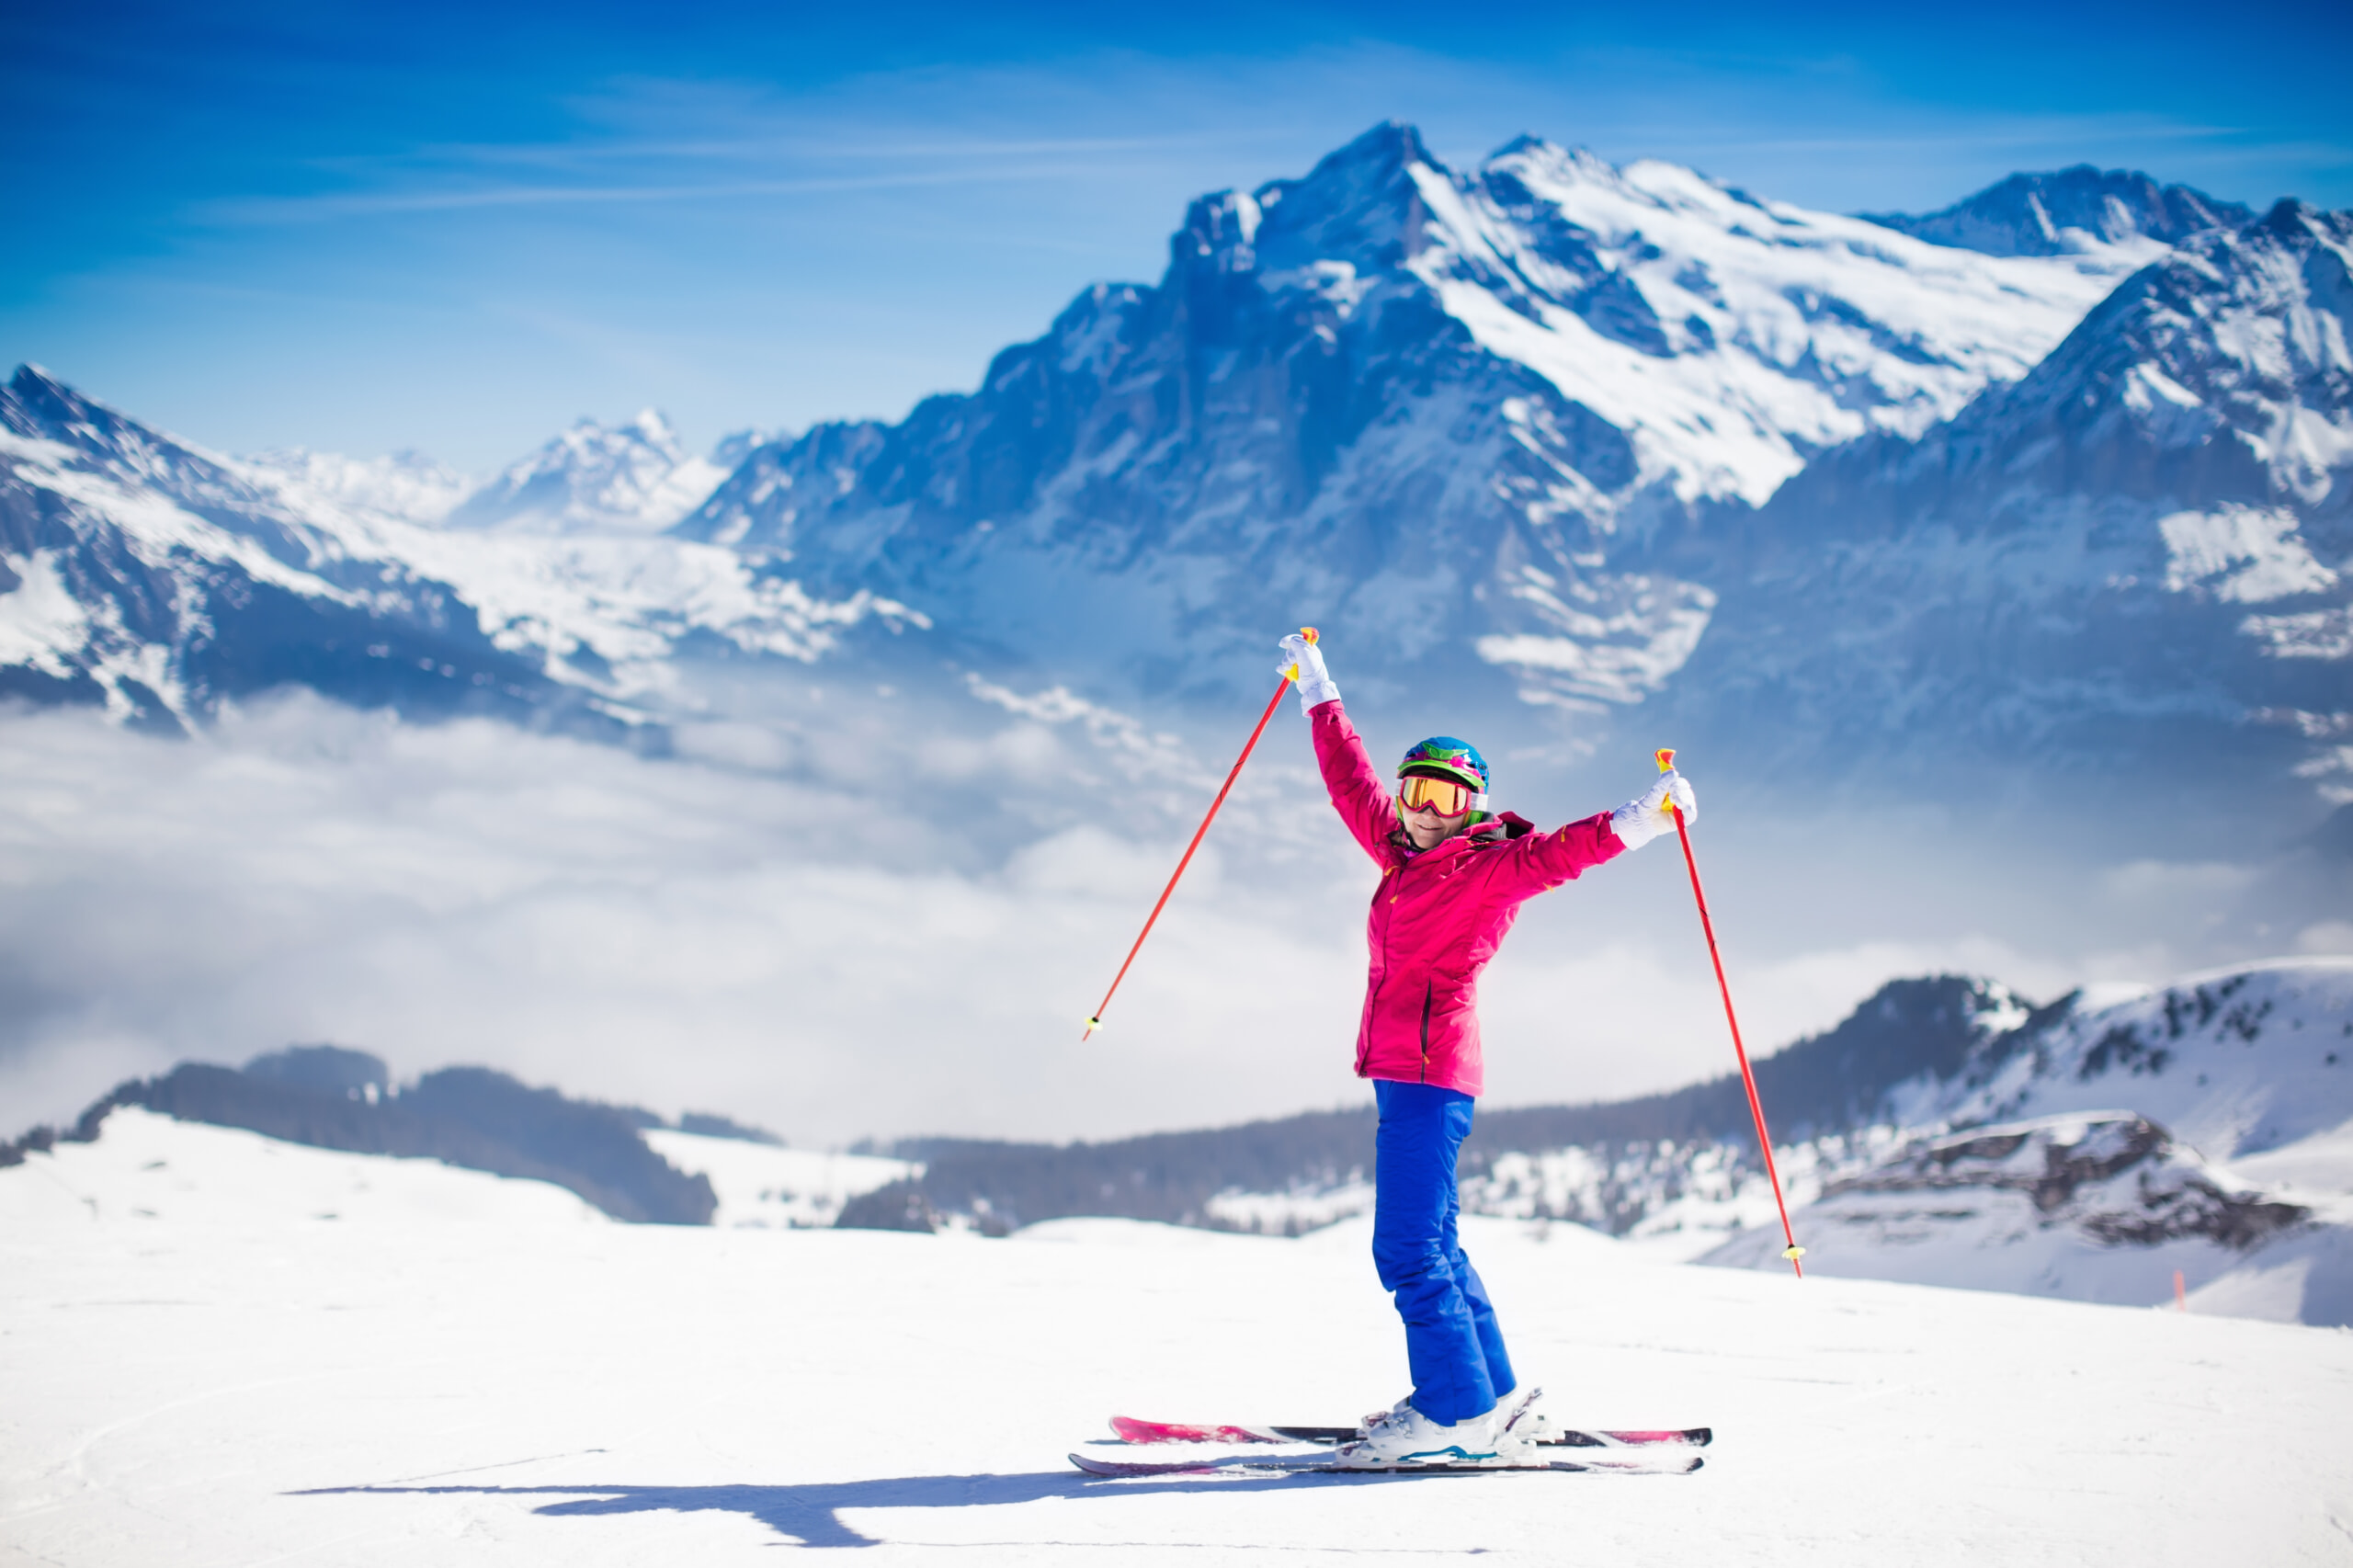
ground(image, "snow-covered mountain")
xmin=679 ymin=123 xmax=2150 ymax=711
xmin=447 ymin=409 xmax=739 ymax=535
xmin=1699 ymin=960 xmax=2353 ymax=1325
xmin=1665 ymin=199 xmax=2352 ymax=792
xmin=0 ymin=366 xmax=916 ymax=731
xmin=1864 ymin=165 xmax=2254 ymax=258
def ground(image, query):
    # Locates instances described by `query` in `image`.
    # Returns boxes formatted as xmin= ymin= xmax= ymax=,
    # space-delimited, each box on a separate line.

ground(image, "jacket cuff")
xmin=1607 ymin=803 xmax=1663 ymax=851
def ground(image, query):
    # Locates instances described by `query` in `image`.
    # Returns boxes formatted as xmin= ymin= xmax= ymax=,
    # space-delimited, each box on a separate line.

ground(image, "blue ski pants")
xmin=1371 ymin=1079 xmax=1515 ymax=1426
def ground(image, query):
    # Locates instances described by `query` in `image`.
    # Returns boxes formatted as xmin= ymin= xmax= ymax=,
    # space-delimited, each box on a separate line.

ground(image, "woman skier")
xmin=1275 ymin=631 xmax=1697 ymax=1468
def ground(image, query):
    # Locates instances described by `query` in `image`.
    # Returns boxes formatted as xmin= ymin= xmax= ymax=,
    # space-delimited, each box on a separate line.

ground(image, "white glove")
xmin=1609 ymin=769 xmax=1696 ymax=851
xmin=1278 ymin=632 xmax=1338 ymax=714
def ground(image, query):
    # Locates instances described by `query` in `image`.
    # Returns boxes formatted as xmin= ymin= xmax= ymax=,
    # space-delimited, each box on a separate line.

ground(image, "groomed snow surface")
xmin=6 ymin=1110 xmax=2351 ymax=1564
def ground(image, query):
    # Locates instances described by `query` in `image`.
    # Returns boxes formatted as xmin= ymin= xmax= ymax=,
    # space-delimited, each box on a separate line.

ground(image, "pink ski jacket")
xmin=1311 ymin=698 xmax=1625 ymax=1096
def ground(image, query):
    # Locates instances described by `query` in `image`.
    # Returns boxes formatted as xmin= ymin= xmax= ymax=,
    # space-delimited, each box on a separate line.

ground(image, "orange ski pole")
xmin=1082 ymin=629 xmax=1318 ymax=1041
xmin=1655 ymin=747 xmax=1805 ymax=1278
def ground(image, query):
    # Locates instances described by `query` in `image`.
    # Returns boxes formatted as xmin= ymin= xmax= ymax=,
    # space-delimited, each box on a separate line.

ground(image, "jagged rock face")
xmin=1865 ymin=165 xmax=2255 ymax=257
xmin=1816 ymin=1113 xmax=2306 ymax=1250
xmin=1701 ymin=1099 xmax=2330 ymax=1313
xmin=1668 ymin=201 xmax=2351 ymax=782
xmin=681 ymin=123 xmax=2138 ymax=710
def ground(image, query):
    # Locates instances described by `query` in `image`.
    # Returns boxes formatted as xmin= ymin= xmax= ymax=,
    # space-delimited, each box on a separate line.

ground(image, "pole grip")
xmin=1285 ymin=626 xmax=1320 ymax=681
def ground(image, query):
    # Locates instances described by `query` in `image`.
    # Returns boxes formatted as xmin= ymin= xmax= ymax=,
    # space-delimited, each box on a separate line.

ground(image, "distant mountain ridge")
xmin=0 ymin=364 xmax=913 ymax=732
xmin=835 ymin=974 xmax=2036 ymax=1233
xmin=836 ymin=960 xmax=2353 ymax=1325
xmin=1865 ymin=165 xmax=2255 ymax=258
xmin=247 ymin=411 xmax=752 ymax=535
xmin=0 ymin=1044 xmax=753 ymax=1224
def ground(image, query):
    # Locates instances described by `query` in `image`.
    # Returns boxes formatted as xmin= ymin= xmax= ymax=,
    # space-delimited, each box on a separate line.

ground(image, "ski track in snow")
xmin=5 ymin=1110 xmax=2351 ymax=1565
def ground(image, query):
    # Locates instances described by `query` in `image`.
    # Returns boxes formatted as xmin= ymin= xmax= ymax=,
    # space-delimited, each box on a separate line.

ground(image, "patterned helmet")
xmin=1397 ymin=736 xmax=1489 ymax=792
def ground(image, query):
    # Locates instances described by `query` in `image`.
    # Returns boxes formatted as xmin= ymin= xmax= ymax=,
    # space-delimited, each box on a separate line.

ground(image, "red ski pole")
xmin=1655 ymin=747 xmax=1805 ymax=1278
xmin=1082 ymin=629 xmax=1318 ymax=1041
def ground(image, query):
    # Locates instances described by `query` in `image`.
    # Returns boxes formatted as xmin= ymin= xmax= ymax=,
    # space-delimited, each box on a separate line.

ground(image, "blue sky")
xmin=6 ymin=0 xmax=2348 ymax=471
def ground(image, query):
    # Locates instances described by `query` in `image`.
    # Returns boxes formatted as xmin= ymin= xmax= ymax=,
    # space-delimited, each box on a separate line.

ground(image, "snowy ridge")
xmin=1922 ymin=960 xmax=2353 ymax=1167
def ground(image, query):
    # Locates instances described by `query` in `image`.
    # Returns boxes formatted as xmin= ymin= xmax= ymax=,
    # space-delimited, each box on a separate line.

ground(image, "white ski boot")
xmin=1336 ymin=1402 xmax=1505 ymax=1467
xmin=1337 ymin=1384 xmax=1542 ymax=1469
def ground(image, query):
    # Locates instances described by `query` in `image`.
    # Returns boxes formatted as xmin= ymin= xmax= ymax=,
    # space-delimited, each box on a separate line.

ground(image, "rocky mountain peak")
xmin=445 ymin=408 xmax=724 ymax=535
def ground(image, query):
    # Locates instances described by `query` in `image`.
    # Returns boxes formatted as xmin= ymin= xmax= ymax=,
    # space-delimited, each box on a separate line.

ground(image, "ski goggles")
xmin=1399 ymin=774 xmax=1484 ymax=817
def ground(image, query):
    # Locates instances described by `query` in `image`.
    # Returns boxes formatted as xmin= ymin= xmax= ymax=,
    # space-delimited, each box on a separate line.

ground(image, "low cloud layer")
xmin=0 ymin=688 xmax=2336 ymax=1147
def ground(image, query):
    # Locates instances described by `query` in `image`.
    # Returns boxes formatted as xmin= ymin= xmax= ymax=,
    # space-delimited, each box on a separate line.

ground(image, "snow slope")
xmin=0 ymin=1105 xmax=606 ymax=1228
xmin=4 ymin=1111 xmax=2348 ymax=1566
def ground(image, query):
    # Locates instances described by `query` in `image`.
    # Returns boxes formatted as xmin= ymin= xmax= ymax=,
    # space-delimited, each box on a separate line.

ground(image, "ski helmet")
xmin=1397 ymin=736 xmax=1489 ymax=793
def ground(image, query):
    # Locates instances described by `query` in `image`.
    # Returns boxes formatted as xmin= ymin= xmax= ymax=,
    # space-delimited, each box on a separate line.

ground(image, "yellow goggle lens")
xmin=1400 ymin=775 xmax=1473 ymax=816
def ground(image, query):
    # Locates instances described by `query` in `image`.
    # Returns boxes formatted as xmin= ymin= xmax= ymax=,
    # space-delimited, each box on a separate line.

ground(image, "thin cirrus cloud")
xmin=6 ymin=17 xmax=2344 ymax=469
xmin=201 ymin=165 xmax=1152 ymax=223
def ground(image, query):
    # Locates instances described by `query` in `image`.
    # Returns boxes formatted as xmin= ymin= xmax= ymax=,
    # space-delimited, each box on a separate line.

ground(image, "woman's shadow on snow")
xmin=297 ymin=1465 xmax=1465 ymax=1550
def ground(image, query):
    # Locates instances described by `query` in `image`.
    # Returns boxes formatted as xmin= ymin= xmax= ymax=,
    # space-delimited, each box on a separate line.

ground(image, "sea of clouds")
xmin=0 ymin=674 xmax=2339 ymax=1147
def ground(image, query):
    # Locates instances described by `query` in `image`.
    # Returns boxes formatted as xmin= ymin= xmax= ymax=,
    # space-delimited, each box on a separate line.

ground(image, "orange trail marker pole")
xmin=1082 ymin=629 xmax=1318 ymax=1042
xmin=1655 ymin=746 xmax=1805 ymax=1278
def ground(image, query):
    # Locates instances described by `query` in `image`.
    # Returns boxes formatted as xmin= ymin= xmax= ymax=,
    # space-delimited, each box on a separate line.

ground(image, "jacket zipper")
xmin=1418 ymin=983 xmax=1433 ymax=1084
xmin=1359 ymin=863 xmax=1398 ymax=1077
